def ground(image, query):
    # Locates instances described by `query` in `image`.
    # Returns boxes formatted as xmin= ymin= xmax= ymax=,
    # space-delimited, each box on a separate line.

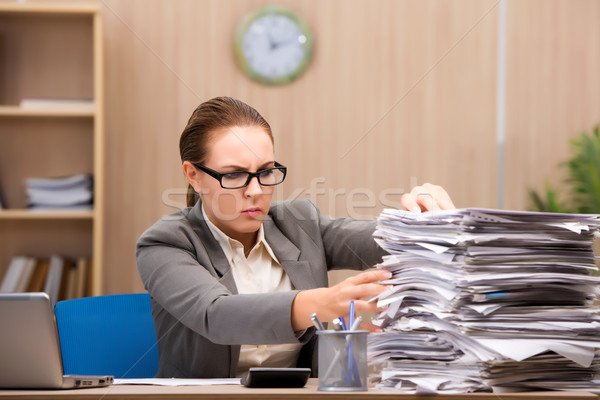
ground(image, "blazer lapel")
xmin=187 ymin=201 xmax=233 ymax=284
xmin=263 ymin=217 xmax=319 ymax=290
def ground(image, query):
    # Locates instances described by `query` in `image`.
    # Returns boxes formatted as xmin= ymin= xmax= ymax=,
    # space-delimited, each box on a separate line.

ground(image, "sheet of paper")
xmin=113 ymin=378 xmax=241 ymax=386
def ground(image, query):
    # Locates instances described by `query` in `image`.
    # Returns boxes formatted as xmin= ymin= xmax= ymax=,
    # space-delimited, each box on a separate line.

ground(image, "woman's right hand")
xmin=291 ymin=269 xmax=391 ymax=332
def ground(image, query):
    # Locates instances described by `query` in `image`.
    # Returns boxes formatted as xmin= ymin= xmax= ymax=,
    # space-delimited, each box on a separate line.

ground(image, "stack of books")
xmin=368 ymin=208 xmax=600 ymax=394
xmin=0 ymin=255 xmax=90 ymax=305
xmin=26 ymin=173 xmax=93 ymax=210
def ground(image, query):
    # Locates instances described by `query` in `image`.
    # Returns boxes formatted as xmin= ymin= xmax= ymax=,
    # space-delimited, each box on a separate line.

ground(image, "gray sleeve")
xmin=136 ymin=218 xmax=308 ymax=346
xmin=290 ymin=199 xmax=387 ymax=271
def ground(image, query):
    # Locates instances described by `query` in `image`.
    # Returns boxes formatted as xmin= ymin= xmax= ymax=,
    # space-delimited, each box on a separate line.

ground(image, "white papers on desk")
xmin=368 ymin=208 xmax=600 ymax=394
xmin=113 ymin=378 xmax=241 ymax=386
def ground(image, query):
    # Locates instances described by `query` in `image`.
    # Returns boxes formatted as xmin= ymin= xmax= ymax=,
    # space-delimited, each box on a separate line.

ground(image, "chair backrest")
xmin=54 ymin=293 xmax=158 ymax=378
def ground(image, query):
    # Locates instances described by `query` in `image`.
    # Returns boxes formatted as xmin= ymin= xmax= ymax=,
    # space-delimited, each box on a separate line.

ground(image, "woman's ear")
xmin=183 ymin=161 xmax=202 ymax=193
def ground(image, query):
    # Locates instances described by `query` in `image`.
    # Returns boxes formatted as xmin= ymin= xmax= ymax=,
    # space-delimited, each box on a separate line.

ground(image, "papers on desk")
xmin=368 ymin=208 xmax=600 ymax=394
xmin=113 ymin=378 xmax=241 ymax=386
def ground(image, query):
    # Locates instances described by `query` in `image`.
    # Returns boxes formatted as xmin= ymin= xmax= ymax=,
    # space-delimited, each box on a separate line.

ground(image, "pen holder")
xmin=316 ymin=330 xmax=368 ymax=391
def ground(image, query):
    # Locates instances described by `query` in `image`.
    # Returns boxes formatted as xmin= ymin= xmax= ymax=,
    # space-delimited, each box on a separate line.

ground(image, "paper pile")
xmin=26 ymin=173 xmax=93 ymax=210
xmin=369 ymin=208 xmax=600 ymax=393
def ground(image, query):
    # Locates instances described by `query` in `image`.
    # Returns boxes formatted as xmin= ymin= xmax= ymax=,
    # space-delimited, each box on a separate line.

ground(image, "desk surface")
xmin=0 ymin=380 xmax=597 ymax=400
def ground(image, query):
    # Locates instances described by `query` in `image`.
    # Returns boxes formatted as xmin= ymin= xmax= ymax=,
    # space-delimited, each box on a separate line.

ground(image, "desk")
xmin=0 ymin=380 xmax=596 ymax=400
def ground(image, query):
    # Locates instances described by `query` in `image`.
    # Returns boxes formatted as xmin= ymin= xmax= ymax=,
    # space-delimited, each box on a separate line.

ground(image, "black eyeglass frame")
xmin=193 ymin=161 xmax=287 ymax=189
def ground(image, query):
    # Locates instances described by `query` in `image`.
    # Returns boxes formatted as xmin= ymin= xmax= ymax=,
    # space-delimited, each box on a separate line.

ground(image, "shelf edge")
xmin=0 ymin=209 xmax=95 ymax=220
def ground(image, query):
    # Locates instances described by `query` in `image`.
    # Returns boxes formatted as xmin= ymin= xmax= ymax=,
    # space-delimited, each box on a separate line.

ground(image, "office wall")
xmin=96 ymin=0 xmax=600 ymax=294
xmin=504 ymin=0 xmax=600 ymax=210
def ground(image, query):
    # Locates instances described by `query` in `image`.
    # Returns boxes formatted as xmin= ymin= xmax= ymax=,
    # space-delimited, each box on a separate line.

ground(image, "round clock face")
xmin=234 ymin=7 xmax=313 ymax=85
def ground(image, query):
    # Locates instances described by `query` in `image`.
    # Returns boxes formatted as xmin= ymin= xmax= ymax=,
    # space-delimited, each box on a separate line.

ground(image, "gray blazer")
xmin=136 ymin=199 xmax=385 ymax=378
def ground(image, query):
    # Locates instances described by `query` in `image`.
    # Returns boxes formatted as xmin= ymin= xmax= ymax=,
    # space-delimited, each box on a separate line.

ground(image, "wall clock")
xmin=234 ymin=6 xmax=313 ymax=85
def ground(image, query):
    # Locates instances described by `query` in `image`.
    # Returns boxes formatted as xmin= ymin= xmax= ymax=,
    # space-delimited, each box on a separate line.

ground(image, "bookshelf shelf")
xmin=0 ymin=3 xmax=101 ymax=14
xmin=0 ymin=209 xmax=94 ymax=220
xmin=0 ymin=3 xmax=104 ymax=297
xmin=0 ymin=106 xmax=95 ymax=118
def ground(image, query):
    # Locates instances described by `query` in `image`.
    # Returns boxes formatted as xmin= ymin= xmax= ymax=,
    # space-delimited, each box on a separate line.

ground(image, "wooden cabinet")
xmin=0 ymin=3 xmax=104 ymax=295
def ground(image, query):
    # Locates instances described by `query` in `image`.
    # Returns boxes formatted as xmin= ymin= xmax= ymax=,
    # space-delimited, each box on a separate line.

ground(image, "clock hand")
xmin=269 ymin=35 xmax=299 ymax=53
xmin=266 ymin=31 xmax=280 ymax=51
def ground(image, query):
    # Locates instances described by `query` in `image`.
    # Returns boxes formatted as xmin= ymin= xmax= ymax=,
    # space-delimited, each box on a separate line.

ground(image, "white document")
xmin=113 ymin=378 xmax=241 ymax=386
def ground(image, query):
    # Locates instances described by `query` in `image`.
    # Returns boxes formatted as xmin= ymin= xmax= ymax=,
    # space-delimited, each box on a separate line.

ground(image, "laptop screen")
xmin=0 ymin=292 xmax=70 ymax=388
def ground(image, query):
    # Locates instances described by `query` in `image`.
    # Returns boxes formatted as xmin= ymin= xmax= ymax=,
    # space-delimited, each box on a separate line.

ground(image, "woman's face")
xmin=197 ymin=125 xmax=275 ymax=241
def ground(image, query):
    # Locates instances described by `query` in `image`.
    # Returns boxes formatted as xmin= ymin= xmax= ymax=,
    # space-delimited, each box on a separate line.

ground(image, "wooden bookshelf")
xmin=0 ymin=3 xmax=104 ymax=296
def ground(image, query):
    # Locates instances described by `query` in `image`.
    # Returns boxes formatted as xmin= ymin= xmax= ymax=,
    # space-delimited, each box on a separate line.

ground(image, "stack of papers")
xmin=26 ymin=174 xmax=93 ymax=210
xmin=368 ymin=208 xmax=600 ymax=394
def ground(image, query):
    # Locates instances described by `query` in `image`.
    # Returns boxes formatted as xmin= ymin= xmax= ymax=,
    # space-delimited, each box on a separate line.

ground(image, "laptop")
xmin=0 ymin=292 xmax=113 ymax=389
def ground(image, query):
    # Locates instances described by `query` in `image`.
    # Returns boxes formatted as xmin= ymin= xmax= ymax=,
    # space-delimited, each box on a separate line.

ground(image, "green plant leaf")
xmin=528 ymin=125 xmax=600 ymax=214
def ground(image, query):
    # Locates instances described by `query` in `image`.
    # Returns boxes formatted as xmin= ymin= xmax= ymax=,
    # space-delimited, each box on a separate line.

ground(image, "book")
xmin=43 ymin=255 xmax=66 ymax=306
xmin=13 ymin=257 xmax=36 ymax=292
xmin=58 ymin=258 xmax=73 ymax=302
xmin=85 ymin=257 xmax=94 ymax=297
xmin=0 ymin=178 xmax=5 ymax=209
xmin=26 ymin=259 xmax=50 ymax=292
xmin=75 ymin=257 xmax=89 ymax=298
xmin=64 ymin=261 xmax=79 ymax=300
xmin=0 ymin=256 xmax=29 ymax=293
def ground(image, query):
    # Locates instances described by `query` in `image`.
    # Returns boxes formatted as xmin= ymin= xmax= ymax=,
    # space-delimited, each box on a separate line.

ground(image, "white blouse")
xmin=202 ymin=207 xmax=303 ymax=377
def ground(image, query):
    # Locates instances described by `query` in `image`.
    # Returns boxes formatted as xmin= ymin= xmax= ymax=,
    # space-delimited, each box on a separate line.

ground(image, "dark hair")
xmin=179 ymin=96 xmax=273 ymax=207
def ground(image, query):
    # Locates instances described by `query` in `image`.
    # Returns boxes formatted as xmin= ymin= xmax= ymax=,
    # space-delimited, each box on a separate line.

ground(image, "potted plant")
xmin=529 ymin=126 xmax=600 ymax=214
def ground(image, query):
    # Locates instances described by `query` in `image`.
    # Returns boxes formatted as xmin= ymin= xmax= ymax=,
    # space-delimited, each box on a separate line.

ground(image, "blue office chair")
xmin=54 ymin=293 xmax=159 ymax=378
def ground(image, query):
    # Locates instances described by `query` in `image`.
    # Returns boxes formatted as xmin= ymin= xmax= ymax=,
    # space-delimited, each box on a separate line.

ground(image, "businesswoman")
xmin=136 ymin=96 xmax=455 ymax=378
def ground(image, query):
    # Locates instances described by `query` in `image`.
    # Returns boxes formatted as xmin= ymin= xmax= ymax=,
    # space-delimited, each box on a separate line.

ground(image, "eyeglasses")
xmin=193 ymin=162 xmax=287 ymax=189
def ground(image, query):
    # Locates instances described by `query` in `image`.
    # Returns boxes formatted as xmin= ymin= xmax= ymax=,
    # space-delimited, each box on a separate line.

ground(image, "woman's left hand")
xmin=400 ymin=183 xmax=455 ymax=213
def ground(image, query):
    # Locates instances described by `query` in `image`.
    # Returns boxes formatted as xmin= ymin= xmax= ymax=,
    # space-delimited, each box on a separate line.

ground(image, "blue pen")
xmin=345 ymin=318 xmax=359 ymax=386
xmin=347 ymin=336 xmax=361 ymax=387
xmin=338 ymin=316 xmax=347 ymax=331
xmin=348 ymin=300 xmax=355 ymax=330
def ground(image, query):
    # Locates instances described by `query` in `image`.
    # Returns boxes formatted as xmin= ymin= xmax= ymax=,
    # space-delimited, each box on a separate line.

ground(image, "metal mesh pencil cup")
xmin=316 ymin=330 xmax=368 ymax=391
